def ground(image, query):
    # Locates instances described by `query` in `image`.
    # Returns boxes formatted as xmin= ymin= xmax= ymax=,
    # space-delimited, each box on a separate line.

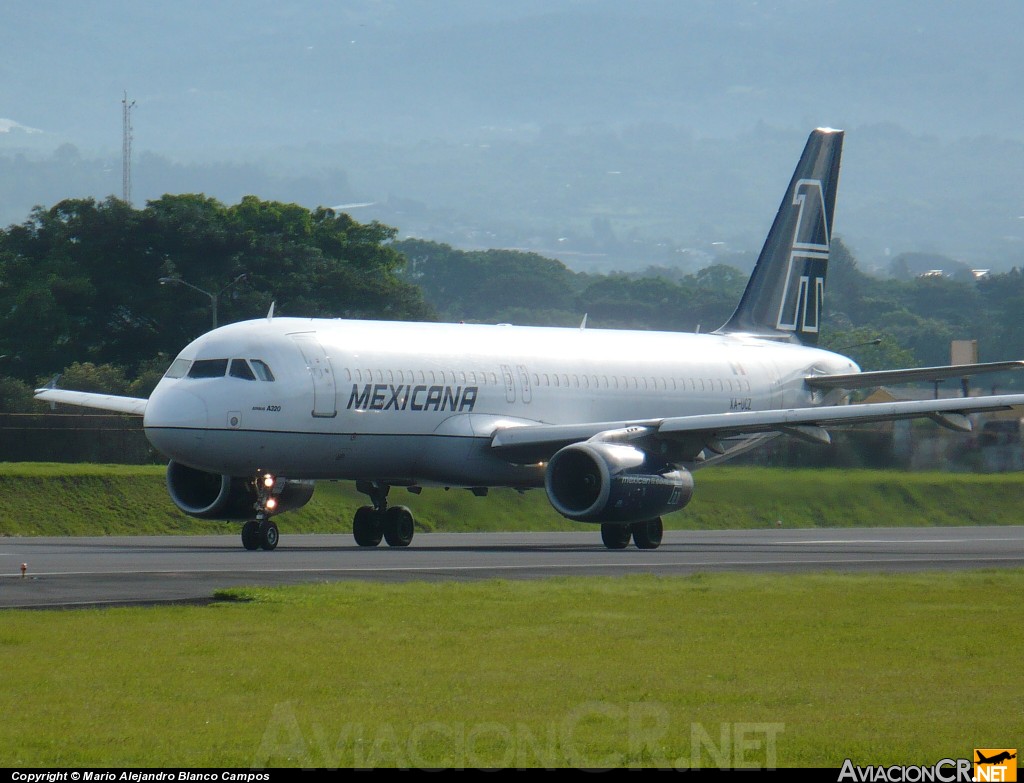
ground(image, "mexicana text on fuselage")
xmin=347 ymin=383 xmax=479 ymax=412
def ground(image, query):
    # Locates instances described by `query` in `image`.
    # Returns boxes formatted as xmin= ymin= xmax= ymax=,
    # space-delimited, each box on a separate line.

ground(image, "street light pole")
xmin=158 ymin=274 xmax=247 ymax=330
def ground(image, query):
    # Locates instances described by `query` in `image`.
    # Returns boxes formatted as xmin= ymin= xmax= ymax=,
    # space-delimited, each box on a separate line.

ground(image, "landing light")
xmin=262 ymin=474 xmax=275 ymax=489
xmin=265 ymin=497 xmax=278 ymax=511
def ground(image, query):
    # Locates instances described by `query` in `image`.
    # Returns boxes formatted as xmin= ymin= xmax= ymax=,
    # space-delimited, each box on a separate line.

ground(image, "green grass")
xmin=0 ymin=571 xmax=1020 ymax=768
xmin=2 ymin=463 xmax=1023 ymax=537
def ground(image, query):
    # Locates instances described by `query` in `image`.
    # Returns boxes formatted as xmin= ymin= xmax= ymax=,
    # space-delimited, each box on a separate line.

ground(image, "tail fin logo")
xmin=775 ymin=178 xmax=830 ymax=335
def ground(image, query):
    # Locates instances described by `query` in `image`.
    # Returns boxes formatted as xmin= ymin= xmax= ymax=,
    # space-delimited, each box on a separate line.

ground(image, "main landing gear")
xmin=241 ymin=472 xmax=281 ymax=551
xmin=600 ymin=518 xmax=664 ymax=550
xmin=353 ymin=481 xmax=415 ymax=548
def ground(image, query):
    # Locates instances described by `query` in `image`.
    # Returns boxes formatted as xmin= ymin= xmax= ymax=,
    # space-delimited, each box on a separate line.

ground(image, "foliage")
xmin=0 ymin=195 xmax=434 ymax=384
xmin=396 ymin=235 xmax=1024 ymax=392
xmin=4 ymin=195 xmax=1024 ymax=415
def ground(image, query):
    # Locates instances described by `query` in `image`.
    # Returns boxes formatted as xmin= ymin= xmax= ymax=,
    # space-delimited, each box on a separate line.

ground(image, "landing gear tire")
xmin=601 ymin=523 xmax=632 ymax=550
xmin=383 ymin=506 xmax=415 ymax=547
xmin=631 ymin=517 xmax=664 ymax=550
xmin=353 ymin=505 xmax=384 ymax=547
xmin=241 ymin=520 xmax=260 ymax=551
xmin=258 ymin=520 xmax=279 ymax=551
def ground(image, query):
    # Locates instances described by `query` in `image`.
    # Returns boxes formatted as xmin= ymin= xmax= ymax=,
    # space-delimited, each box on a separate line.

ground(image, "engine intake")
xmin=544 ymin=442 xmax=693 ymax=523
xmin=166 ymin=461 xmax=314 ymax=520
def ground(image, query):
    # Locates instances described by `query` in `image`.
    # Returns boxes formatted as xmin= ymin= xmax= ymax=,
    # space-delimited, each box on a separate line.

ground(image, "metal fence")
xmin=0 ymin=414 xmax=158 ymax=464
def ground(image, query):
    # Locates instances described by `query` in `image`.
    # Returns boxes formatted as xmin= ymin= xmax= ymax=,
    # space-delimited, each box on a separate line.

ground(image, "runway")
xmin=2 ymin=526 xmax=1024 ymax=609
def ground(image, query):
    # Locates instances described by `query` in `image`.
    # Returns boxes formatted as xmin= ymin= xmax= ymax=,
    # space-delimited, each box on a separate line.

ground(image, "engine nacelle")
xmin=544 ymin=442 xmax=694 ymax=523
xmin=165 ymin=461 xmax=314 ymax=520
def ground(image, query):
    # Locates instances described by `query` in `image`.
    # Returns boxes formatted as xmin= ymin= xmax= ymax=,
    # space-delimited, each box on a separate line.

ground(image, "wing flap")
xmin=34 ymin=388 xmax=148 ymax=416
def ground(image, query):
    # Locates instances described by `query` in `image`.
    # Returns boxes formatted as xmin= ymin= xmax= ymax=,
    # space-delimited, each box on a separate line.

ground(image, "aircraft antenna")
xmin=122 ymin=91 xmax=136 ymax=205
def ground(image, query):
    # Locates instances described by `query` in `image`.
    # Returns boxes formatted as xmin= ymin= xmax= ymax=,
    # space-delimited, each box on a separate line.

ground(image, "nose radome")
xmin=143 ymin=385 xmax=209 ymax=430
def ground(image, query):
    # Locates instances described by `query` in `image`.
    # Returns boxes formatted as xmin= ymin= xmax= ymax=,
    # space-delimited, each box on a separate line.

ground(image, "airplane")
xmin=35 ymin=128 xmax=1024 ymax=552
xmin=976 ymin=751 xmax=1016 ymax=765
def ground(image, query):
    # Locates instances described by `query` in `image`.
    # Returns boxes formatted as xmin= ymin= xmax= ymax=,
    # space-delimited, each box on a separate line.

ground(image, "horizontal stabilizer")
xmin=33 ymin=388 xmax=148 ymax=416
xmin=805 ymin=361 xmax=1024 ymax=390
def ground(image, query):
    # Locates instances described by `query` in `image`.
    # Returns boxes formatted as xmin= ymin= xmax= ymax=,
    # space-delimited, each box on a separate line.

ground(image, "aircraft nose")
xmin=144 ymin=385 xmax=209 ymax=429
xmin=143 ymin=385 xmax=209 ymax=458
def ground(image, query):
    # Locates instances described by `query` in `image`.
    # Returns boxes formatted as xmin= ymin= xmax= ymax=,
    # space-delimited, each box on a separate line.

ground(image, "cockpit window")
xmin=229 ymin=359 xmax=257 ymax=380
xmin=188 ymin=359 xmax=229 ymax=378
xmin=164 ymin=358 xmax=192 ymax=379
xmin=251 ymin=360 xmax=275 ymax=382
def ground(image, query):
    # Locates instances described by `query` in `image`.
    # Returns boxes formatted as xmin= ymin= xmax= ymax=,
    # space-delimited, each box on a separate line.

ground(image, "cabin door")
xmin=291 ymin=334 xmax=338 ymax=418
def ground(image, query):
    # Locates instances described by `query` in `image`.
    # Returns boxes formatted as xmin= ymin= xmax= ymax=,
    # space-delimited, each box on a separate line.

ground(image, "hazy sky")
xmin=3 ymin=1 xmax=1024 ymax=268
xmin=4 ymin=0 xmax=1023 ymax=152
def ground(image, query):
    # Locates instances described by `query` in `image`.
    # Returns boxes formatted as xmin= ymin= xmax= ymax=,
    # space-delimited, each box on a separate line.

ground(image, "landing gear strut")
xmin=353 ymin=481 xmax=415 ymax=548
xmin=241 ymin=472 xmax=281 ymax=551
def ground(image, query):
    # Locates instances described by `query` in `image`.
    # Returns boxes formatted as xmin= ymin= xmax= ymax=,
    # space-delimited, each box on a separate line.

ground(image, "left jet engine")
xmin=544 ymin=441 xmax=694 ymax=523
xmin=165 ymin=460 xmax=314 ymax=520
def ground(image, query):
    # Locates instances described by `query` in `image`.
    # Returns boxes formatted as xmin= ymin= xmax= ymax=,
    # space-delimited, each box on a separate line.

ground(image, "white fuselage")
xmin=143 ymin=317 xmax=858 ymax=485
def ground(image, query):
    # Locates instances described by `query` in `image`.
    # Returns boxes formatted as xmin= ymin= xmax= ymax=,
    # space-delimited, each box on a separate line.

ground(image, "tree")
xmin=0 ymin=196 xmax=434 ymax=383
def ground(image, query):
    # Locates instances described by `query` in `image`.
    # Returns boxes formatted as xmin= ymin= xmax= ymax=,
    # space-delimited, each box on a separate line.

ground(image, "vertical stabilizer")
xmin=717 ymin=128 xmax=844 ymax=344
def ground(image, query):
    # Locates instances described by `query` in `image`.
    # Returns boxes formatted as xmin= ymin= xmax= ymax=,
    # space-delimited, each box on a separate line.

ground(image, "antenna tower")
xmin=122 ymin=91 xmax=136 ymax=205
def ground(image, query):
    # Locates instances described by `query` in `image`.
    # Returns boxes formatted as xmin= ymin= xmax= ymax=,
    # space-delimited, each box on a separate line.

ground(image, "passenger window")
xmin=229 ymin=359 xmax=256 ymax=381
xmin=165 ymin=358 xmax=191 ymax=378
xmin=251 ymin=360 xmax=276 ymax=382
xmin=188 ymin=359 xmax=228 ymax=378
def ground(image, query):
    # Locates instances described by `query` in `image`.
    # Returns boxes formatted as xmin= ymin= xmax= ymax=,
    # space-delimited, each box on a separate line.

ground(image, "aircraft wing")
xmin=490 ymin=393 xmax=1024 ymax=463
xmin=34 ymin=388 xmax=148 ymax=416
xmin=805 ymin=360 xmax=1024 ymax=390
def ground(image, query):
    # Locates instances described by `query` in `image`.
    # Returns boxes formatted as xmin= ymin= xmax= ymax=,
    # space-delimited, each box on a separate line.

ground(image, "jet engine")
xmin=165 ymin=460 xmax=314 ymax=520
xmin=544 ymin=441 xmax=693 ymax=523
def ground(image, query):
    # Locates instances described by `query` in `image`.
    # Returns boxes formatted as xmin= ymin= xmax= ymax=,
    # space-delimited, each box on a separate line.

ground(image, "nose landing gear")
xmin=241 ymin=472 xmax=282 ymax=551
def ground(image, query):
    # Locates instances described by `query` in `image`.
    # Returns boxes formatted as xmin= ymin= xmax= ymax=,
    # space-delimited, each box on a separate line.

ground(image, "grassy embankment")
xmin=1 ymin=571 xmax=1021 ymax=767
xmin=1 ymin=462 xmax=1022 ymax=536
